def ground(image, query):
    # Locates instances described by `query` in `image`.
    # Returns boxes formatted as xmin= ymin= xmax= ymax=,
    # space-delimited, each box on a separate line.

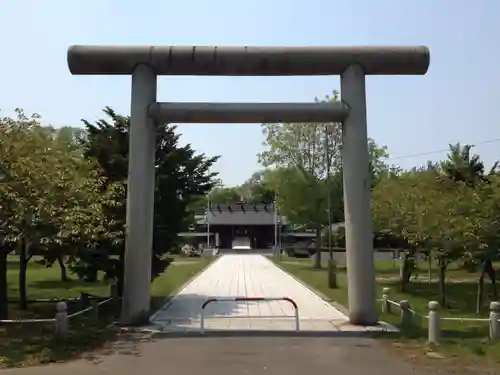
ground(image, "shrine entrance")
xmin=67 ymin=44 xmax=430 ymax=325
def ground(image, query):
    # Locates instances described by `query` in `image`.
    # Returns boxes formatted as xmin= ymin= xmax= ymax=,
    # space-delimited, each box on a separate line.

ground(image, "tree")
xmin=372 ymin=169 xmax=467 ymax=300
xmin=0 ymin=110 xmax=106 ymax=316
xmin=440 ymin=143 xmax=499 ymax=309
xmin=373 ymin=162 xmax=500 ymax=306
xmin=238 ymin=170 xmax=276 ymax=204
xmin=368 ymin=139 xmax=391 ymax=187
xmin=441 ymin=143 xmax=498 ymax=186
xmin=372 ymin=171 xmax=425 ymax=291
xmin=77 ymin=107 xmax=219 ymax=294
xmin=208 ymin=186 xmax=242 ymax=205
xmin=259 ymin=92 xmax=343 ymax=269
xmin=459 ymin=176 xmax=500 ymax=312
xmin=259 ymin=90 xmax=389 ymax=269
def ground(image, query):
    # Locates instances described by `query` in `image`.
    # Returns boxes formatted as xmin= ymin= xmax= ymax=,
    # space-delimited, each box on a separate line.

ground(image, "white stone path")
xmin=149 ymin=254 xmax=361 ymax=332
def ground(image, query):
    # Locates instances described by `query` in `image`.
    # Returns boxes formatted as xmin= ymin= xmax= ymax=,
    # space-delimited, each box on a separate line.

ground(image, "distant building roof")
xmin=204 ymin=204 xmax=284 ymax=226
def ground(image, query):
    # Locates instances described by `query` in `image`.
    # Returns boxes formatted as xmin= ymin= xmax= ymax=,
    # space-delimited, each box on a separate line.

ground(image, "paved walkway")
xmin=150 ymin=254 xmax=366 ymax=332
xmin=3 ymin=335 xmax=453 ymax=375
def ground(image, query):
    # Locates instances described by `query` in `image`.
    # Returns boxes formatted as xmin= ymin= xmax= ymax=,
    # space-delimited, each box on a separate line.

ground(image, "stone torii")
xmin=67 ymin=45 xmax=430 ymax=326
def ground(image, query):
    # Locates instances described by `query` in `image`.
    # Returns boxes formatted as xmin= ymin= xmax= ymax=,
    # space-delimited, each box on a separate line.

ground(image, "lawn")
xmin=275 ymin=255 xmax=500 ymax=369
xmin=0 ymin=255 xmax=213 ymax=368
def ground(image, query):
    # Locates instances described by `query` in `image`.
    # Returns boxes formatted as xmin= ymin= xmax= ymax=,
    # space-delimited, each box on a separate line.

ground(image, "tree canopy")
xmin=0 ymin=107 xmax=219 ymax=318
xmin=372 ymin=144 xmax=500 ymax=307
xmin=258 ymin=91 xmax=389 ymax=267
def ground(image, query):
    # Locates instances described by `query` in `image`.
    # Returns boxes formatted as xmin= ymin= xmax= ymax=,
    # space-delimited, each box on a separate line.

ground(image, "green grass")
xmin=275 ymin=256 xmax=500 ymax=368
xmin=0 ymin=255 xmax=213 ymax=368
xmin=150 ymin=256 xmax=212 ymax=310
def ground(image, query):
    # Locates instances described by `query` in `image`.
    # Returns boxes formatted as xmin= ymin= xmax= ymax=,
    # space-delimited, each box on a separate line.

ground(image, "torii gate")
xmin=67 ymin=45 xmax=430 ymax=326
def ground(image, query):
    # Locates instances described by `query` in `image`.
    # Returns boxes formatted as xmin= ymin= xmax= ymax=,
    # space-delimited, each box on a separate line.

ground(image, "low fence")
xmin=378 ymin=287 xmax=500 ymax=344
xmin=0 ymin=294 xmax=119 ymax=337
xmin=200 ymin=296 xmax=299 ymax=333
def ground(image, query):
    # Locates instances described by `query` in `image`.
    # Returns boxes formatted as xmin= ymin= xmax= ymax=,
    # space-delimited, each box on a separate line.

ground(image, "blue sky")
xmin=1 ymin=0 xmax=499 ymax=186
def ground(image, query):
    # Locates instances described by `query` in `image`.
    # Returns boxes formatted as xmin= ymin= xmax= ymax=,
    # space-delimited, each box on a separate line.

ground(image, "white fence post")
xmin=55 ymin=301 xmax=68 ymax=336
xmin=489 ymin=301 xmax=500 ymax=340
xmin=428 ymin=301 xmax=441 ymax=344
xmin=399 ymin=300 xmax=412 ymax=331
xmin=381 ymin=287 xmax=391 ymax=314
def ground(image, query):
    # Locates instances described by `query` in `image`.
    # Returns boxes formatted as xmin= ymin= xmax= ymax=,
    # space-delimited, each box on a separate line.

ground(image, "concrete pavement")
xmin=149 ymin=254 xmax=390 ymax=333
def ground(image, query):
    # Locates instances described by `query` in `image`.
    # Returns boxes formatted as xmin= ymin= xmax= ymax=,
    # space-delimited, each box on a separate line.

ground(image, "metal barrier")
xmin=200 ymin=297 xmax=299 ymax=333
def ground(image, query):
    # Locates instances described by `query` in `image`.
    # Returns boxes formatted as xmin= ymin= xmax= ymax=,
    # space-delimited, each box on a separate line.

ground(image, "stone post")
xmin=121 ymin=64 xmax=157 ymax=325
xmin=489 ymin=301 xmax=500 ymax=340
xmin=428 ymin=301 xmax=441 ymax=344
xmin=399 ymin=300 xmax=412 ymax=331
xmin=340 ymin=63 xmax=377 ymax=325
xmin=381 ymin=287 xmax=391 ymax=314
xmin=55 ymin=301 xmax=68 ymax=336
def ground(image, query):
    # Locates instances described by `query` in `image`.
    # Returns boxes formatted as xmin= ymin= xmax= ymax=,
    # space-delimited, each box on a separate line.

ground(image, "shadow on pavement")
xmin=150 ymin=292 xmax=301 ymax=322
xmin=150 ymin=292 xmax=244 ymax=321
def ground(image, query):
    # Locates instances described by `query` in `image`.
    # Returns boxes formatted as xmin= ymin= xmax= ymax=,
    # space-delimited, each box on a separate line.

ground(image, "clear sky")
xmin=1 ymin=0 xmax=499 ymax=186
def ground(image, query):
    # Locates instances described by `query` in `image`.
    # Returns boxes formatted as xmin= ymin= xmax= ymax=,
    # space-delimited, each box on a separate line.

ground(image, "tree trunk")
xmin=117 ymin=249 xmax=125 ymax=297
xmin=399 ymin=252 xmax=405 ymax=280
xmin=328 ymin=258 xmax=337 ymax=288
xmin=19 ymin=238 xmax=28 ymax=310
xmin=477 ymin=259 xmax=498 ymax=313
xmin=312 ymin=224 xmax=322 ymax=269
xmin=438 ymin=262 xmax=447 ymax=306
xmin=399 ymin=252 xmax=412 ymax=292
xmin=476 ymin=273 xmax=485 ymax=314
xmin=427 ymin=254 xmax=432 ymax=284
xmin=86 ymin=254 xmax=99 ymax=282
xmin=0 ymin=246 xmax=8 ymax=320
xmin=490 ymin=273 xmax=498 ymax=300
xmin=57 ymin=255 xmax=69 ymax=282
xmin=485 ymin=259 xmax=498 ymax=300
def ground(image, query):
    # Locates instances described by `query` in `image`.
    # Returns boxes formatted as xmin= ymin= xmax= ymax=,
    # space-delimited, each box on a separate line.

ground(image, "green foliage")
xmin=372 ymin=143 xmax=500 ymax=305
xmin=0 ymin=106 xmax=219 ymax=317
xmin=208 ymin=185 xmax=242 ymax=205
xmin=0 ymin=109 xmax=108 ymax=318
xmin=76 ymin=107 xmax=219 ymax=288
xmin=257 ymin=92 xmax=342 ymax=231
xmin=238 ymin=170 xmax=276 ymax=204
xmin=441 ymin=143 xmax=497 ymax=186
xmin=258 ymin=90 xmax=388 ymax=229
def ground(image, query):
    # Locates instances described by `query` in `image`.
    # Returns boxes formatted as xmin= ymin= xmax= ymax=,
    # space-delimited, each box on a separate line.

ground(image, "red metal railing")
xmin=200 ymin=296 xmax=299 ymax=332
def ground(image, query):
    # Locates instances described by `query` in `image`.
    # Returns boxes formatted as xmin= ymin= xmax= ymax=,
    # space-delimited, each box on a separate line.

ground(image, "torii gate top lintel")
xmin=67 ymin=45 xmax=430 ymax=76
